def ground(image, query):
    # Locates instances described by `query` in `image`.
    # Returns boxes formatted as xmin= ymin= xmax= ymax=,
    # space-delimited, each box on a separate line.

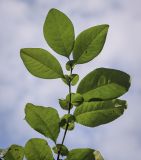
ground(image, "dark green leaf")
xmin=73 ymin=25 xmax=109 ymax=64
xmin=77 ymin=68 xmax=130 ymax=101
xmin=66 ymin=60 xmax=76 ymax=71
xmin=25 ymin=138 xmax=54 ymax=160
xmin=66 ymin=93 xmax=84 ymax=106
xmin=66 ymin=148 xmax=95 ymax=160
xmin=20 ymin=48 xmax=64 ymax=79
xmin=94 ymin=151 xmax=104 ymax=160
xmin=60 ymin=114 xmax=75 ymax=130
xmin=43 ymin=8 xmax=75 ymax=57
xmin=59 ymin=99 xmax=73 ymax=110
xmin=25 ymin=103 xmax=60 ymax=142
xmin=52 ymin=144 xmax=69 ymax=156
xmin=70 ymin=74 xmax=79 ymax=86
xmin=4 ymin=145 xmax=24 ymax=160
xmin=74 ymin=99 xmax=127 ymax=127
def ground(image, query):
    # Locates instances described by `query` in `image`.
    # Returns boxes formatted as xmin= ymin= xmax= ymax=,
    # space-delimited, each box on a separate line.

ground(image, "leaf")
xmin=66 ymin=60 xmax=76 ymax=71
xmin=25 ymin=103 xmax=60 ymax=142
xmin=43 ymin=8 xmax=75 ymax=57
xmin=20 ymin=48 xmax=64 ymax=79
xmin=66 ymin=148 xmax=95 ymax=160
xmin=70 ymin=74 xmax=79 ymax=86
xmin=4 ymin=145 xmax=24 ymax=160
xmin=62 ymin=75 xmax=70 ymax=86
xmin=60 ymin=114 xmax=75 ymax=130
xmin=52 ymin=144 xmax=69 ymax=156
xmin=66 ymin=93 xmax=84 ymax=106
xmin=59 ymin=99 xmax=73 ymax=110
xmin=73 ymin=25 xmax=109 ymax=64
xmin=74 ymin=99 xmax=127 ymax=127
xmin=25 ymin=138 xmax=54 ymax=160
xmin=77 ymin=68 xmax=130 ymax=101
xmin=94 ymin=151 xmax=104 ymax=160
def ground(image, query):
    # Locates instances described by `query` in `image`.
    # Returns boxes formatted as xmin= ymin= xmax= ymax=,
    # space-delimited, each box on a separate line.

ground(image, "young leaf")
xmin=62 ymin=75 xmax=70 ymax=86
xmin=52 ymin=144 xmax=69 ymax=156
xmin=74 ymin=99 xmax=127 ymax=127
xmin=20 ymin=48 xmax=64 ymax=79
xmin=70 ymin=74 xmax=79 ymax=86
xmin=73 ymin=25 xmax=109 ymax=64
xmin=77 ymin=68 xmax=130 ymax=101
xmin=66 ymin=148 xmax=95 ymax=160
xmin=94 ymin=151 xmax=104 ymax=160
xmin=4 ymin=145 xmax=24 ymax=160
xmin=66 ymin=60 xmax=76 ymax=71
xmin=25 ymin=103 xmax=60 ymax=142
xmin=66 ymin=93 xmax=84 ymax=106
xmin=43 ymin=8 xmax=75 ymax=57
xmin=25 ymin=138 xmax=54 ymax=160
xmin=60 ymin=114 xmax=75 ymax=130
xmin=59 ymin=99 xmax=73 ymax=110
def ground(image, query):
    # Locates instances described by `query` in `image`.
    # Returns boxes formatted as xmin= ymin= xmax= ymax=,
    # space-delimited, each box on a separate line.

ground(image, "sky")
xmin=0 ymin=0 xmax=141 ymax=159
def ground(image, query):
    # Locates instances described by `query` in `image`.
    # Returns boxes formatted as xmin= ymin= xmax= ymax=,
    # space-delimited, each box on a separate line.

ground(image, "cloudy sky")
xmin=0 ymin=0 xmax=141 ymax=159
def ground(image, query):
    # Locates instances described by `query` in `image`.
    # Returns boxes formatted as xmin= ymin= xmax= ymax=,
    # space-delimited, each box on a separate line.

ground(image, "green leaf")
xmin=70 ymin=74 xmax=79 ymax=86
xmin=60 ymin=114 xmax=75 ymax=130
xmin=73 ymin=25 xmax=109 ymax=64
xmin=66 ymin=93 xmax=84 ymax=106
xmin=62 ymin=75 xmax=70 ymax=86
xmin=66 ymin=60 xmax=76 ymax=71
xmin=94 ymin=151 xmax=104 ymax=160
xmin=43 ymin=8 xmax=75 ymax=57
xmin=52 ymin=144 xmax=69 ymax=156
xmin=25 ymin=103 xmax=60 ymax=142
xmin=20 ymin=48 xmax=64 ymax=79
xmin=77 ymin=68 xmax=130 ymax=101
xmin=4 ymin=145 xmax=24 ymax=160
xmin=74 ymin=99 xmax=127 ymax=127
xmin=59 ymin=99 xmax=73 ymax=110
xmin=25 ymin=138 xmax=54 ymax=160
xmin=66 ymin=148 xmax=95 ymax=160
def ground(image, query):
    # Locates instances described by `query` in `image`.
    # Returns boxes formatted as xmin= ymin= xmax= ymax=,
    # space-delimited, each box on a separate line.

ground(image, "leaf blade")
xmin=74 ymin=99 xmax=127 ymax=127
xmin=43 ymin=8 xmax=75 ymax=57
xmin=73 ymin=25 xmax=109 ymax=64
xmin=77 ymin=68 xmax=130 ymax=101
xmin=4 ymin=145 xmax=24 ymax=160
xmin=25 ymin=138 xmax=54 ymax=160
xmin=20 ymin=48 xmax=64 ymax=79
xmin=25 ymin=103 xmax=60 ymax=142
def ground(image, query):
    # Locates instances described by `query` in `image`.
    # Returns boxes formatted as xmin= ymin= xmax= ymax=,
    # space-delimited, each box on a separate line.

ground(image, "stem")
xmin=57 ymin=60 xmax=73 ymax=160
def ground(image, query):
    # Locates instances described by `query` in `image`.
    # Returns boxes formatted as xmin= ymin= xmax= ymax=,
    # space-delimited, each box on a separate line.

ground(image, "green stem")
xmin=57 ymin=60 xmax=73 ymax=160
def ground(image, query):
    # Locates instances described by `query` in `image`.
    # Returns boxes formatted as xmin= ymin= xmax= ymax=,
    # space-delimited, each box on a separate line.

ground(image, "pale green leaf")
xmin=73 ymin=25 xmax=109 ymax=64
xmin=25 ymin=103 xmax=60 ymax=142
xmin=66 ymin=148 xmax=95 ymax=160
xmin=20 ymin=48 xmax=63 ymax=79
xmin=66 ymin=60 xmax=76 ymax=71
xmin=52 ymin=144 xmax=69 ymax=156
xmin=25 ymin=138 xmax=54 ymax=160
xmin=70 ymin=74 xmax=79 ymax=86
xmin=66 ymin=93 xmax=84 ymax=106
xmin=77 ymin=68 xmax=130 ymax=101
xmin=74 ymin=99 xmax=127 ymax=127
xmin=4 ymin=145 xmax=24 ymax=160
xmin=59 ymin=99 xmax=73 ymax=110
xmin=43 ymin=8 xmax=75 ymax=57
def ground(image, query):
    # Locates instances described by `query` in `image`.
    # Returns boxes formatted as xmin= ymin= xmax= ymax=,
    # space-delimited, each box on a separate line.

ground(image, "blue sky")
xmin=0 ymin=0 xmax=141 ymax=159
